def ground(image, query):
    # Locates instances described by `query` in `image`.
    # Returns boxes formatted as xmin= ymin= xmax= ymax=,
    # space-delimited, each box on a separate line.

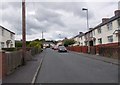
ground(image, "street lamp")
xmin=82 ymin=8 xmax=90 ymax=53
xmin=82 ymin=8 xmax=89 ymax=31
xmin=41 ymin=30 xmax=46 ymax=39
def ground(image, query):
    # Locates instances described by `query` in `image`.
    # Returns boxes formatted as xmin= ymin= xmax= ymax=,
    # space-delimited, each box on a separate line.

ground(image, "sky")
xmin=0 ymin=0 xmax=120 ymax=41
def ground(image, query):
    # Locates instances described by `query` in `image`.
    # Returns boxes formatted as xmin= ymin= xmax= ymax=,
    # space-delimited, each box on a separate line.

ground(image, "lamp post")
xmin=22 ymin=0 xmax=26 ymax=65
xmin=82 ymin=8 xmax=90 ymax=53
xmin=82 ymin=8 xmax=89 ymax=31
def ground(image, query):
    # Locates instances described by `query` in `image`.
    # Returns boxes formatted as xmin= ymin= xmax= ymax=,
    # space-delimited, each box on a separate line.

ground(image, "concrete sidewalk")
xmin=2 ymin=51 xmax=45 ymax=84
xmin=0 ymin=79 xmax=2 ymax=85
xmin=71 ymin=51 xmax=119 ymax=65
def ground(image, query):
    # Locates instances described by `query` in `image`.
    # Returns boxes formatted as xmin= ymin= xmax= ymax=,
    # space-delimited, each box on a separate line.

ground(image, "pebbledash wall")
xmin=0 ymin=26 xmax=15 ymax=50
xmin=78 ymin=10 xmax=120 ymax=47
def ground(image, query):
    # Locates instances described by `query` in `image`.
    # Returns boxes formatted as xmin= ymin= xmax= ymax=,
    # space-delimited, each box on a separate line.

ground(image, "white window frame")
xmin=107 ymin=35 xmax=113 ymax=42
xmin=97 ymin=27 xmax=101 ymax=34
xmin=2 ymin=29 xmax=4 ymax=36
xmin=98 ymin=38 xmax=102 ymax=44
xmin=107 ymin=22 xmax=112 ymax=30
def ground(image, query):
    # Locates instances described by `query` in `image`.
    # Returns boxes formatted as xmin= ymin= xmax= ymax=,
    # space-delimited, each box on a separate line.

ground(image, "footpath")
xmin=71 ymin=51 xmax=119 ymax=65
xmin=2 ymin=51 xmax=45 ymax=84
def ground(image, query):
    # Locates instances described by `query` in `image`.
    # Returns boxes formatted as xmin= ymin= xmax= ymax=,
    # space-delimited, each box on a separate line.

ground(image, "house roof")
xmin=0 ymin=25 xmax=15 ymax=34
xmin=72 ymin=10 xmax=120 ymax=38
xmin=83 ymin=12 xmax=120 ymax=35
xmin=92 ymin=13 xmax=120 ymax=31
xmin=73 ymin=32 xmax=84 ymax=38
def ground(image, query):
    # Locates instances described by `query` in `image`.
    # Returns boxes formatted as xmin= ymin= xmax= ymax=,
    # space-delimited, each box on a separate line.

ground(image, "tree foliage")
xmin=15 ymin=41 xmax=22 ymax=47
xmin=63 ymin=39 xmax=75 ymax=47
xmin=28 ymin=41 xmax=42 ymax=48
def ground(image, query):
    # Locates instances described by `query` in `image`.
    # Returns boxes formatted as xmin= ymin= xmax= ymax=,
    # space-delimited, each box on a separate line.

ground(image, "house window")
xmin=118 ymin=18 xmax=120 ymax=27
xmin=81 ymin=43 xmax=83 ymax=46
xmin=98 ymin=38 xmax=102 ymax=44
xmin=10 ymin=33 xmax=13 ymax=39
xmin=81 ymin=37 xmax=82 ymax=40
xmin=2 ymin=29 xmax=4 ymax=36
xmin=93 ymin=30 xmax=95 ymax=36
xmin=90 ymin=32 xmax=93 ymax=37
xmin=97 ymin=27 xmax=101 ymax=34
xmin=107 ymin=22 xmax=112 ymax=30
xmin=1 ymin=42 xmax=5 ymax=48
xmin=107 ymin=35 xmax=113 ymax=42
xmin=84 ymin=41 xmax=87 ymax=46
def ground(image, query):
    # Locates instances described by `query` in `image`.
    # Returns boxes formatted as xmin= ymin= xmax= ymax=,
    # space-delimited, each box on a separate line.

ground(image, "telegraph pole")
xmin=42 ymin=31 xmax=43 ymax=39
xmin=22 ymin=0 xmax=26 ymax=65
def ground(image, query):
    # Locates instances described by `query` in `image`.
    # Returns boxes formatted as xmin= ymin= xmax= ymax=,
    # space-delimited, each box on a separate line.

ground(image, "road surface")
xmin=35 ymin=48 xmax=118 ymax=83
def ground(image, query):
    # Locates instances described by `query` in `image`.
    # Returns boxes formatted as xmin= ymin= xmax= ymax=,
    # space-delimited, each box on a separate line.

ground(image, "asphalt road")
xmin=36 ymin=48 xmax=118 ymax=83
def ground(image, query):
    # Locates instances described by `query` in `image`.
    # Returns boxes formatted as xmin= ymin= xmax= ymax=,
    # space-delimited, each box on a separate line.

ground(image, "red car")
xmin=53 ymin=46 xmax=58 ymax=50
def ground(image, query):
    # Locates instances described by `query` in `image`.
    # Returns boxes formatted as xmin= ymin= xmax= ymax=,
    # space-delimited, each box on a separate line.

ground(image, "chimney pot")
xmin=114 ymin=10 xmax=120 ymax=16
xmin=102 ymin=18 xmax=109 ymax=23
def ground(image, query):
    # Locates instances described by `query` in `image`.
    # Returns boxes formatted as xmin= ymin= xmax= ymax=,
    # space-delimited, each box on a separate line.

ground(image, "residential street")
xmin=35 ymin=48 xmax=118 ymax=83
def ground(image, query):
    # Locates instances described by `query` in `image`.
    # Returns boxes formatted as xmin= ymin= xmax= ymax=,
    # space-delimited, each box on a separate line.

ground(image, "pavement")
xmin=2 ymin=51 xmax=45 ymax=84
xmin=71 ymin=51 xmax=119 ymax=65
xmin=0 ymin=79 xmax=2 ymax=85
xmin=35 ymin=48 xmax=118 ymax=83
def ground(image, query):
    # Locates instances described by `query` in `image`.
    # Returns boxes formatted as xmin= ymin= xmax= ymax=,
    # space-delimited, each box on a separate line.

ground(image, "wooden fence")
xmin=5 ymin=51 xmax=22 ymax=75
xmin=99 ymin=47 xmax=119 ymax=59
xmin=0 ymin=47 xmax=42 ymax=79
xmin=67 ymin=45 xmax=119 ymax=59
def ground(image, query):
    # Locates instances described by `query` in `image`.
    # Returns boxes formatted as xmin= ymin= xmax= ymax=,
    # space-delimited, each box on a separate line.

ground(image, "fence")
xmin=67 ymin=46 xmax=88 ymax=53
xmin=90 ymin=46 xmax=96 ymax=54
xmin=99 ymin=47 xmax=119 ymax=59
xmin=67 ymin=45 xmax=119 ymax=59
xmin=0 ymin=47 xmax=42 ymax=79
xmin=5 ymin=51 xmax=22 ymax=75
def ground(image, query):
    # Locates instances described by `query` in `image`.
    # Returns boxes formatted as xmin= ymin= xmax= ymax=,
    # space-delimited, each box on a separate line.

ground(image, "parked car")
xmin=53 ymin=46 xmax=58 ymax=50
xmin=58 ymin=46 xmax=67 ymax=52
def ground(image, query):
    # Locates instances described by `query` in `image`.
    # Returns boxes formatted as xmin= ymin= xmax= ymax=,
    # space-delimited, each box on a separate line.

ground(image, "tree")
xmin=63 ymin=39 xmax=75 ymax=47
xmin=28 ymin=41 xmax=42 ymax=49
xmin=15 ymin=41 xmax=22 ymax=47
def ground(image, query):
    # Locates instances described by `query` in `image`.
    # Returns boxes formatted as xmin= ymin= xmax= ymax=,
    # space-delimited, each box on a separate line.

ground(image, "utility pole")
xmin=42 ymin=31 xmax=43 ymax=39
xmin=22 ymin=0 xmax=26 ymax=65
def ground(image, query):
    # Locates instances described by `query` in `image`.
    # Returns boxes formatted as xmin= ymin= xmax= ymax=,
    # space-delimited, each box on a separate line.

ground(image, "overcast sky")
xmin=0 ymin=0 xmax=119 ymax=41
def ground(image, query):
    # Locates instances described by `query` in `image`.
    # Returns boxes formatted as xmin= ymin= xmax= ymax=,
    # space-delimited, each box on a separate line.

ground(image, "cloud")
xmin=0 ymin=1 xmax=118 ymax=41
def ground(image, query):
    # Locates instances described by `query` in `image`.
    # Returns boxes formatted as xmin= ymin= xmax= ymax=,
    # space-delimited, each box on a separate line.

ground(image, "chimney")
xmin=89 ymin=28 xmax=93 ymax=30
xmin=114 ymin=10 xmax=120 ymax=16
xmin=102 ymin=18 xmax=109 ymax=23
xmin=79 ymin=32 xmax=83 ymax=35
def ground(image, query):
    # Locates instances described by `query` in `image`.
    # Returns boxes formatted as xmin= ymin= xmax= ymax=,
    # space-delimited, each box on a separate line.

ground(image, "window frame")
xmin=107 ymin=22 xmax=112 ymax=30
xmin=97 ymin=27 xmax=102 ymax=34
xmin=98 ymin=38 xmax=102 ymax=44
xmin=107 ymin=35 xmax=113 ymax=42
